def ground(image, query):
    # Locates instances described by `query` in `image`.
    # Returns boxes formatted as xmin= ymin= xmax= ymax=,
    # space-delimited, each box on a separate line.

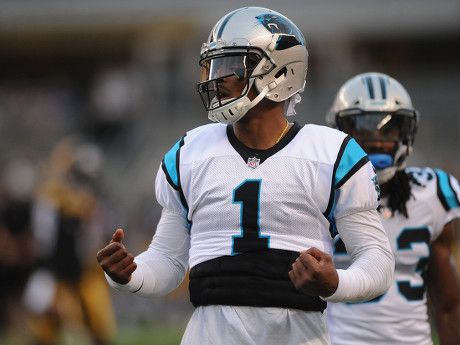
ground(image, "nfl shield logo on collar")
xmin=247 ymin=157 xmax=260 ymax=169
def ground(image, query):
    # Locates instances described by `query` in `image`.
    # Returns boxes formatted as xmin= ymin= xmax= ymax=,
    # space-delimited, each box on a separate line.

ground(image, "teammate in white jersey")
xmin=325 ymin=72 xmax=460 ymax=345
xmin=97 ymin=8 xmax=394 ymax=345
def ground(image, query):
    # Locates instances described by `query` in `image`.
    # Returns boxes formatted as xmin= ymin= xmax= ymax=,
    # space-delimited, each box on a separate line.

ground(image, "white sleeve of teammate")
xmin=106 ymin=208 xmax=190 ymax=297
xmin=322 ymin=209 xmax=395 ymax=303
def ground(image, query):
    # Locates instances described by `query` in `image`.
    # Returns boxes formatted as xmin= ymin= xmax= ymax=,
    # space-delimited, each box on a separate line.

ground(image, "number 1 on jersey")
xmin=232 ymin=180 xmax=269 ymax=254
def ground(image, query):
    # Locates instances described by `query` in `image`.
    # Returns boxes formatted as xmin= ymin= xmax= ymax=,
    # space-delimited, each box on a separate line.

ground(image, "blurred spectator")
xmin=87 ymin=67 xmax=137 ymax=146
xmin=23 ymin=135 xmax=116 ymax=345
xmin=0 ymin=158 xmax=37 ymax=337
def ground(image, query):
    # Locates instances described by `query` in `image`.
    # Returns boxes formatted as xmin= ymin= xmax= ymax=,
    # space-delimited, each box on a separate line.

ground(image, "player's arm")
xmin=324 ymin=208 xmax=394 ymax=303
xmin=427 ymin=220 xmax=460 ymax=345
xmin=98 ymin=208 xmax=190 ymax=297
xmin=290 ymin=136 xmax=394 ymax=301
xmin=289 ymin=209 xmax=394 ymax=301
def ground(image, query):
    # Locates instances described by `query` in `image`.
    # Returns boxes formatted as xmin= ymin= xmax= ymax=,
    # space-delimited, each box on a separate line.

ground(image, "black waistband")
xmin=189 ymin=249 xmax=327 ymax=312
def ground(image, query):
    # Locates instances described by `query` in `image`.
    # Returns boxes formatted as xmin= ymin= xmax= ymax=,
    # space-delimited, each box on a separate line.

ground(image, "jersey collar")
xmin=227 ymin=122 xmax=301 ymax=165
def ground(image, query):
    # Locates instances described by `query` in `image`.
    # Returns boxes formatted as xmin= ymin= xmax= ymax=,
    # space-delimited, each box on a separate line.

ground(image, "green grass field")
xmin=0 ymin=321 xmax=441 ymax=345
xmin=0 ymin=322 xmax=186 ymax=345
xmin=114 ymin=323 xmax=186 ymax=345
xmin=113 ymin=324 xmax=442 ymax=345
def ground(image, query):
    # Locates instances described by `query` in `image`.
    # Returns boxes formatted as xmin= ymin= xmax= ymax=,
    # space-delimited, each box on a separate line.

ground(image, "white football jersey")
xmin=327 ymin=167 xmax=460 ymax=345
xmin=150 ymin=121 xmax=384 ymax=345
xmin=155 ymin=122 xmax=380 ymax=269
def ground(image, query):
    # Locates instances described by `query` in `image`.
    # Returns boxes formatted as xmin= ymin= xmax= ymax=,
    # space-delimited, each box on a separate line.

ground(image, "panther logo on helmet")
xmin=256 ymin=14 xmax=302 ymax=36
xmin=255 ymin=14 xmax=305 ymax=49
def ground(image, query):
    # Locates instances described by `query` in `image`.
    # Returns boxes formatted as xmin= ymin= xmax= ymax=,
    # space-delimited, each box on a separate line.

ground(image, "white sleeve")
xmin=106 ymin=208 xmax=190 ymax=297
xmin=322 ymin=209 xmax=395 ymax=303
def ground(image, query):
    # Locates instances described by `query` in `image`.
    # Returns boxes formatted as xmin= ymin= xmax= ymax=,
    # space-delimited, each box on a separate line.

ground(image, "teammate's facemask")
xmin=336 ymin=109 xmax=418 ymax=170
xmin=326 ymin=72 xmax=420 ymax=184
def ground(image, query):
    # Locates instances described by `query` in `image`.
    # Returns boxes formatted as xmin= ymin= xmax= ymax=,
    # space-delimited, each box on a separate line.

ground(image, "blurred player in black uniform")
xmin=24 ymin=136 xmax=116 ymax=345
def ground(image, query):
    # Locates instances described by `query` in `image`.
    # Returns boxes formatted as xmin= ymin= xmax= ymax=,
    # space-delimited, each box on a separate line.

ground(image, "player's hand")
xmin=96 ymin=229 xmax=137 ymax=284
xmin=288 ymin=247 xmax=339 ymax=297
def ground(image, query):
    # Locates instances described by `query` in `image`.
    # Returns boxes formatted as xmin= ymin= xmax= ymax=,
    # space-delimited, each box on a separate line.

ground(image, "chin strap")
xmin=208 ymin=74 xmax=287 ymax=124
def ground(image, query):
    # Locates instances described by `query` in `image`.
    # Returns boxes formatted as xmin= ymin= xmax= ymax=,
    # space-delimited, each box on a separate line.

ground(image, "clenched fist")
xmin=289 ymin=247 xmax=339 ymax=298
xmin=96 ymin=229 xmax=137 ymax=284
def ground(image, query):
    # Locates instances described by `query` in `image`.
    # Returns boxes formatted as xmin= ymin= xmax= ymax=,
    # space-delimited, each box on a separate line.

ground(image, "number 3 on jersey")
xmin=397 ymin=227 xmax=430 ymax=301
xmin=333 ymin=227 xmax=430 ymax=302
xmin=232 ymin=180 xmax=270 ymax=254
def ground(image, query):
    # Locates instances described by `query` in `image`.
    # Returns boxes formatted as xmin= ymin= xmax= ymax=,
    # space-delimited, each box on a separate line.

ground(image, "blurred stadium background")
xmin=0 ymin=0 xmax=458 ymax=344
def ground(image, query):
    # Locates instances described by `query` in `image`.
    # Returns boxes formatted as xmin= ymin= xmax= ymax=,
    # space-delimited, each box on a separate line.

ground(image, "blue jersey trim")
xmin=335 ymin=138 xmax=367 ymax=188
xmin=324 ymin=136 xmax=369 ymax=237
xmin=161 ymin=136 xmax=191 ymax=228
xmin=163 ymin=138 xmax=182 ymax=189
xmin=435 ymin=169 xmax=460 ymax=210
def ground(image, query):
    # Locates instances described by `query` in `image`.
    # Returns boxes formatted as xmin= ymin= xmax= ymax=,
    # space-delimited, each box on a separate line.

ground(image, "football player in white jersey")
xmin=325 ymin=72 xmax=460 ymax=345
xmin=97 ymin=8 xmax=394 ymax=345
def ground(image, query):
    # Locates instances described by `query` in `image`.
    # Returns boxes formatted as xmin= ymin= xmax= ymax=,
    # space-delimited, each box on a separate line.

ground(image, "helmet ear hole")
xmin=275 ymin=67 xmax=287 ymax=78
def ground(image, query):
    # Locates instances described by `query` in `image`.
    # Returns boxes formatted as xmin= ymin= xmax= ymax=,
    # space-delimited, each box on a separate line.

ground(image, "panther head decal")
xmin=255 ymin=13 xmax=305 ymax=49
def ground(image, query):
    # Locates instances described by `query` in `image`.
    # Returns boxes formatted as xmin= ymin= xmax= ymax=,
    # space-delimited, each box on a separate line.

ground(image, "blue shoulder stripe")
xmin=162 ymin=137 xmax=184 ymax=190
xmin=161 ymin=135 xmax=191 ymax=228
xmin=323 ymin=136 xmax=368 ymax=238
xmin=435 ymin=169 xmax=460 ymax=211
xmin=335 ymin=137 xmax=368 ymax=188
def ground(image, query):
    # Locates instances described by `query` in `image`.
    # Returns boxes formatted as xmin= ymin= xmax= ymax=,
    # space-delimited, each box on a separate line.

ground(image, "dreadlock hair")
xmin=385 ymin=170 xmax=424 ymax=218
